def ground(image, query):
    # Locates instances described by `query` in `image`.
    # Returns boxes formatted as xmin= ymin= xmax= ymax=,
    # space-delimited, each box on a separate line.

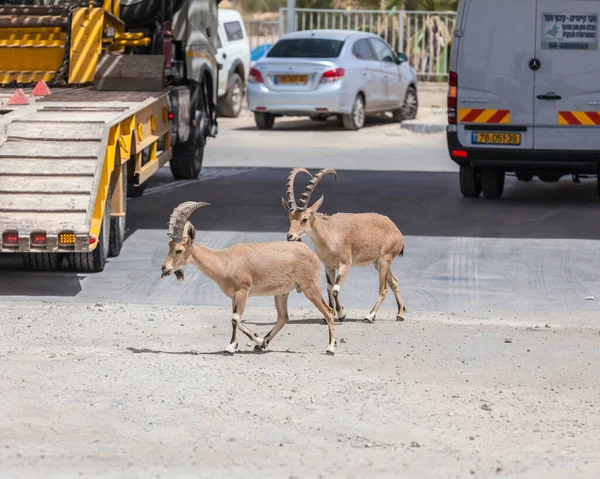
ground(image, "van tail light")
xmin=448 ymin=71 xmax=457 ymax=125
xmin=320 ymin=68 xmax=345 ymax=83
xmin=2 ymin=231 xmax=18 ymax=246
xmin=30 ymin=232 xmax=47 ymax=246
xmin=248 ymin=67 xmax=263 ymax=84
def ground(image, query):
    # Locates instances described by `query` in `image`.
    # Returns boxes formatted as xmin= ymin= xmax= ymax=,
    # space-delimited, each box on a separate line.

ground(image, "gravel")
xmin=1 ymin=301 xmax=600 ymax=478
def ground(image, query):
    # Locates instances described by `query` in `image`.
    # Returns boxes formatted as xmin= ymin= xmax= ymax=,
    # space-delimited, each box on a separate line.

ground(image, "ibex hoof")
xmin=396 ymin=315 xmax=405 ymax=322
xmin=224 ymin=343 xmax=237 ymax=355
xmin=337 ymin=309 xmax=346 ymax=321
xmin=325 ymin=347 xmax=335 ymax=356
xmin=364 ymin=313 xmax=376 ymax=323
xmin=253 ymin=345 xmax=266 ymax=353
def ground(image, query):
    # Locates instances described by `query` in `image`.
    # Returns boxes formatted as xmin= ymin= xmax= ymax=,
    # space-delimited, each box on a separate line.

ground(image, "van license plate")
xmin=472 ymin=132 xmax=521 ymax=145
xmin=275 ymin=75 xmax=308 ymax=85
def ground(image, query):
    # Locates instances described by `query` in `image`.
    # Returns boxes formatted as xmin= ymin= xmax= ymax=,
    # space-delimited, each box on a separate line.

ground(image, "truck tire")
xmin=219 ymin=73 xmax=243 ymax=118
xmin=254 ymin=112 xmax=275 ymax=130
xmin=109 ymin=167 xmax=127 ymax=258
xmin=459 ymin=165 xmax=481 ymax=197
xmin=170 ymin=82 xmax=207 ymax=179
xmin=342 ymin=94 xmax=365 ymax=130
xmin=23 ymin=253 xmax=62 ymax=271
xmin=67 ymin=187 xmax=111 ymax=273
xmin=119 ymin=0 xmax=185 ymax=28
xmin=481 ymin=167 xmax=505 ymax=199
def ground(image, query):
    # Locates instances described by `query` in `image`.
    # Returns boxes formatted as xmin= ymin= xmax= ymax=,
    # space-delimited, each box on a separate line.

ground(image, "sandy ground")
xmin=1 ymin=301 xmax=599 ymax=478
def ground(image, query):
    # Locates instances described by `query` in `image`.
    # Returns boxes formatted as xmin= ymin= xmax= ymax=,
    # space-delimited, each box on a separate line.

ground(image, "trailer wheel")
xmin=23 ymin=253 xmax=62 ymax=271
xmin=170 ymin=81 xmax=207 ymax=179
xmin=109 ymin=167 xmax=127 ymax=257
xmin=481 ymin=167 xmax=505 ymax=199
xmin=67 ymin=187 xmax=111 ymax=273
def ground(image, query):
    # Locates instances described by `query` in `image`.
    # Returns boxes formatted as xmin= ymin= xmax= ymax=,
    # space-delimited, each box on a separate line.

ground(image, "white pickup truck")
xmin=216 ymin=8 xmax=251 ymax=117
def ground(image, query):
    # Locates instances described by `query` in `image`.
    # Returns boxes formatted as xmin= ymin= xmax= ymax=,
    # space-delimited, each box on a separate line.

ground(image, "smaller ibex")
xmin=161 ymin=201 xmax=337 ymax=355
xmin=282 ymin=168 xmax=406 ymax=322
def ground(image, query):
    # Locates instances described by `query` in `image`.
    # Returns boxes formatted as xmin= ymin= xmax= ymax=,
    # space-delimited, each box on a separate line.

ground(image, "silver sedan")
xmin=246 ymin=29 xmax=419 ymax=131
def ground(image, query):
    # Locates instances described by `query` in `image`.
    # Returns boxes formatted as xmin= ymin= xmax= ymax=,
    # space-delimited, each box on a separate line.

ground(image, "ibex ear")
xmin=309 ymin=195 xmax=324 ymax=215
xmin=184 ymin=221 xmax=196 ymax=245
xmin=281 ymin=196 xmax=290 ymax=211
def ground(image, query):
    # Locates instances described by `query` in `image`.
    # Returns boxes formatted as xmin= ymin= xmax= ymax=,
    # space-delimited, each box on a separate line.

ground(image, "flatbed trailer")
xmin=0 ymin=0 xmax=220 ymax=272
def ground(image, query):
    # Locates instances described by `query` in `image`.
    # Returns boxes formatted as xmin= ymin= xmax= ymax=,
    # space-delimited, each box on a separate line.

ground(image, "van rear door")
xmin=455 ymin=0 xmax=536 ymax=151
xmin=533 ymin=4 xmax=600 ymax=151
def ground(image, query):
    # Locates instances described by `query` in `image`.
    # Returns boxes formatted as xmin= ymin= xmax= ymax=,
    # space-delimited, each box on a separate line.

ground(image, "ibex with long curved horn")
xmin=161 ymin=201 xmax=337 ymax=355
xmin=282 ymin=168 xmax=406 ymax=322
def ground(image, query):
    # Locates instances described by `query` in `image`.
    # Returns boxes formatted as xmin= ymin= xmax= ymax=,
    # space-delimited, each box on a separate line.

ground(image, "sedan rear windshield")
xmin=267 ymin=38 xmax=344 ymax=58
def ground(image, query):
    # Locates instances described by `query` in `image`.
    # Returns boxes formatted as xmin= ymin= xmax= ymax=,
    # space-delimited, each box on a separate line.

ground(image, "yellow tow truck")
xmin=0 ymin=0 xmax=220 ymax=272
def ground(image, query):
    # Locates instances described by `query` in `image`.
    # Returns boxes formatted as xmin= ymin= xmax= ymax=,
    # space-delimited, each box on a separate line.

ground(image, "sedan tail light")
xmin=448 ymin=71 xmax=457 ymax=125
xmin=320 ymin=68 xmax=345 ymax=83
xmin=248 ymin=67 xmax=263 ymax=84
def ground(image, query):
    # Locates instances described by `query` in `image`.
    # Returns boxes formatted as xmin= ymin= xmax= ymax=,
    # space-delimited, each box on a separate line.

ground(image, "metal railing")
xmin=246 ymin=8 xmax=456 ymax=80
xmin=245 ymin=21 xmax=280 ymax=62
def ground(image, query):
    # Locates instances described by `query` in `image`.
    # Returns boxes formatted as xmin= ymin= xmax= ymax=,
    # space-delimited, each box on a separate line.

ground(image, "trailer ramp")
xmin=0 ymin=86 xmax=172 ymax=271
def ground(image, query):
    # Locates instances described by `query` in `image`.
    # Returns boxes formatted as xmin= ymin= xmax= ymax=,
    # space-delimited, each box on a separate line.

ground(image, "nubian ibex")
xmin=282 ymin=168 xmax=406 ymax=322
xmin=161 ymin=201 xmax=337 ymax=355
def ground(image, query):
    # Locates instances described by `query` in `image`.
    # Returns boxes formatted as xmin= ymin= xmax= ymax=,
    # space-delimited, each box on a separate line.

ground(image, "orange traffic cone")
xmin=31 ymin=80 xmax=52 ymax=97
xmin=8 ymin=88 xmax=29 ymax=105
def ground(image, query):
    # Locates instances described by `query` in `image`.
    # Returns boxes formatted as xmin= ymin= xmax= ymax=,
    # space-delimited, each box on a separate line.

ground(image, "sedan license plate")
xmin=275 ymin=75 xmax=308 ymax=85
xmin=471 ymin=132 xmax=521 ymax=145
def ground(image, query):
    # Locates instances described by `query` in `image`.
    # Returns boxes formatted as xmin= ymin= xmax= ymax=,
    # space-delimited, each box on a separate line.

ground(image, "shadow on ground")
xmin=124 ymin=166 xmax=600 ymax=240
xmin=233 ymin=113 xmax=397 ymax=132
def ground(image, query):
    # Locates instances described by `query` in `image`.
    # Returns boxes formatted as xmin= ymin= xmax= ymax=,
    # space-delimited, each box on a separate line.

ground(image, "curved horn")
xmin=167 ymin=201 xmax=210 ymax=242
xmin=285 ymin=168 xmax=312 ymax=210
xmin=298 ymin=168 xmax=337 ymax=208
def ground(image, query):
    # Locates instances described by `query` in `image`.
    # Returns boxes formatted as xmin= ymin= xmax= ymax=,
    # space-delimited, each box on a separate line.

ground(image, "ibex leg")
xmin=365 ymin=257 xmax=391 ymax=322
xmin=387 ymin=271 xmax=406 ymax=321
xmin=225 ymin=290 xmax=248 ymax=354
xmin=326 ymin=267 xmax=346 ymax=321
xmin=257 ymin=293 xmax=290 ymax=351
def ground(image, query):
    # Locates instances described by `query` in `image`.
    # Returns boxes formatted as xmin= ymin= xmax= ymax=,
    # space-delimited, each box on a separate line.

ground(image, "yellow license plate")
xmin=276 ymin=75 xmax=308 ymax=85
xmin=472 ymin=132 xmax=521 ymax=145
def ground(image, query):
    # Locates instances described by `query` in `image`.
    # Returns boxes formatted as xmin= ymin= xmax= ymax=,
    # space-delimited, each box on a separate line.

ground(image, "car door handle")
xmin=537 ymin=93 xmax=561 ymax=100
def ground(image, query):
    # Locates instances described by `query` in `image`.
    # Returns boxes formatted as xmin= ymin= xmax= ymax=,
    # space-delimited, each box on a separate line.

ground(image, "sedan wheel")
xmin=342 ymin=95 xmax=365 ymax=130
xmin=393 ymin=86 xmax=418 ymax=122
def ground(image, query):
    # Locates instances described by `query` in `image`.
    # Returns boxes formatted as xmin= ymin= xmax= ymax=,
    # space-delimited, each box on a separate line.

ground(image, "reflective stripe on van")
xmin=458 ymin=108 xmax=510 ymax=124
xmin=558 ymin=111 xmax=600 ymax=126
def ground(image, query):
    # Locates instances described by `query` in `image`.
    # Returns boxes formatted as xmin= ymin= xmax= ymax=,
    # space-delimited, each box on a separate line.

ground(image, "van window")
xmin=224 ymin=21 xmax=244 ymax=42
xmin=352 ymin=39 xmax=375 ymax=60
xmin=267 ymin=38 xmax=344 ymax=58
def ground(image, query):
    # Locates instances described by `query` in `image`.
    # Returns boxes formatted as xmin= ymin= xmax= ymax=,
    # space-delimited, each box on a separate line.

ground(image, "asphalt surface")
xmin=1 ymin=113 xmax=600 ymax=313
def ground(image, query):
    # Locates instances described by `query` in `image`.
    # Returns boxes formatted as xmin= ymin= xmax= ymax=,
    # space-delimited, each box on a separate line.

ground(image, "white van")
xmin=447 ymin=0 xmax=600 ymax=198
xmin=216 ymin=9 xmax=251 ymax=117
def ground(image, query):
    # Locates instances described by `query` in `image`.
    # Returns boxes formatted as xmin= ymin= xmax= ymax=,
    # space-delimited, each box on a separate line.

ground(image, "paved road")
xmin=2 ymin=114 xmax=600 ymax=313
